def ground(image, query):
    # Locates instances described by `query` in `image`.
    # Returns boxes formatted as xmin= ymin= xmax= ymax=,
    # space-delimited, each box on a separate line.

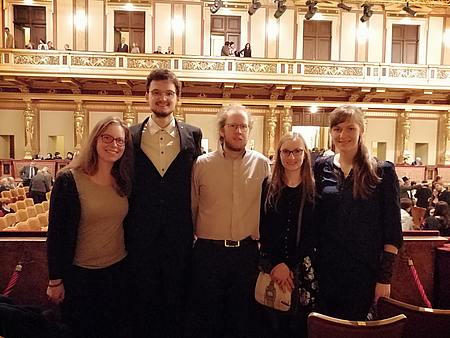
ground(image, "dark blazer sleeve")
xmin=47 ymin=170 xmax=81 ymax=280
xmin=378 ymin=161 xmax=403 ymax=249
xmin=192 ymin=126 xmax=203 ymax=157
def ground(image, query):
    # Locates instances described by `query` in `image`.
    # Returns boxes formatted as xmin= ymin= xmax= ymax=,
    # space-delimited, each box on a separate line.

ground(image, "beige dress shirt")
xmin=141 ymin=115 xmax=180 ymax=176
xmin=192 ymin=149 xmax=270 ymax=241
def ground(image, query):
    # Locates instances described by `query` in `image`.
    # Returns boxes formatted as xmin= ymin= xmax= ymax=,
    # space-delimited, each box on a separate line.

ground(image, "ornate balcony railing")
xmin=1 ymin=48 xmax=450 ymax=89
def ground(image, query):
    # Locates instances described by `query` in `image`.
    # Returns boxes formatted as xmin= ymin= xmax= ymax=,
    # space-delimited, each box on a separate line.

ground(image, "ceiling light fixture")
xmin=248 ymin=0 xmax=262 ymax=16
xmin=402 ymin=2 xmax=417 ymax=16
xmin=274 ymin=0 xmax=287 ymax=19
xmin=337 ymin=1 xmax=352 ymax=12
xmin=305 ymin=0 xmax=318 ymax=20
xmin=210 ymin=0 xmax=223 ymax=14
xmin=360 ymin=3 xmax=373 ymax=22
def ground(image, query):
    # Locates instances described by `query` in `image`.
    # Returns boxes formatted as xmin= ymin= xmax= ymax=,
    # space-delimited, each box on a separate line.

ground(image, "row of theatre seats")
xmin=0 ymin=186 xmax=29 ymax=203
xmin=308 ymin=297 xmax=450 ymax=338
xmin=0 ymin=198 xmax=50 ymax=231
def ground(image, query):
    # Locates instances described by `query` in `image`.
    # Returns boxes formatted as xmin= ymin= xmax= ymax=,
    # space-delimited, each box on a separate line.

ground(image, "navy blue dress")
xmin=313 ymin=156 xmax=402 ymax=320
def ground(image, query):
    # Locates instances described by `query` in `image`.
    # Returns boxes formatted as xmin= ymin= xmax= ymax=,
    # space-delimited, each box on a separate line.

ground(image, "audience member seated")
xmin=37 ymin=39 xmax=48 ymax=50
xmin=400 ymin=198 xmax=414 ymax=231
xmin=165 ymin=46 xmax=174 ymax=55
xmin=130 ymin=42 xmax=140 ymax=53
xmin=240 ymin=43 xmax=252 ymax=57
xmin=0 ymin=201 xmax=12 ymax=217
xmin=53 ymin=152 xmax=62 ymax=159
xmin=431 ymin=181 xmax=450 ymax=207
xmin=415 ymin=181 xmax=432 ymax=208
xmin=65 ymin=151 xmax=74 ymax=161
xmin=29 ymin=170 xmax=51 ymax=204
xmin=64 ymin=43 xmax=71 ymax=51
xmin=411 ymin=157 xmax=423 ymax=166
xmin=423 ymin=201 xmax=450 ymax=236
xmin=25 ymin=40 xmax=34 ymax=49
xmin=116 ymin=37 xmax=129 ymax=52
xmin=153 ymin=45 xmax=163 ymax=54
xmin=45 ymin=152 xmax=53 ymax=160
xmin=47 ymin=41 xmax=55 ymax=50
xmin=0 ymin=178 xmax=9 ymax=193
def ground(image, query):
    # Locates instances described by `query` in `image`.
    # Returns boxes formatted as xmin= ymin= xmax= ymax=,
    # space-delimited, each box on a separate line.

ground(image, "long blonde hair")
xmin=265 ymin=133 xmax=315 ymax=211
xmin=330 ymin=105 xmax=380 ymax=199
xmin=67 ymin=116 xmax=134 ymax=197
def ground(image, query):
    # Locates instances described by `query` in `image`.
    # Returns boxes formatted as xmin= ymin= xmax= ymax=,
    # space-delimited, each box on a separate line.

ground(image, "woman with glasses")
xmin=314 ymin=105 xmax=402 ymax=320
xmin=259 ymin=133 xmax=318 ymax=337
xmin=46 ymin=116 xmax=134 ymax=338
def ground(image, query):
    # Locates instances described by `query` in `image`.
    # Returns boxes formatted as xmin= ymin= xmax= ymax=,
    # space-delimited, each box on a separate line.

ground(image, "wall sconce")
xmin=248 ymin=0 xmax=262 ymax=16
xmin=305 ymin=0 xmax=318 ymax=20
xmin=274 ymin=0 xmax=287 ymax=19
xmin=360 ymin=3 xmax=373 ymax=23
xmin=402 ymin=2 xmax=417 ymax=16
xmin=210 ymin=0 xmax=223 ymax=14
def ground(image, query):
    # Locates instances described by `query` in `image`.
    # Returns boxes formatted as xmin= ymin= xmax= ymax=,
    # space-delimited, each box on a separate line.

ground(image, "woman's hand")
xmin=47 ymin=280 xmax=65 ymax=304
xmin=374 ymin=282 xmax=390 ymax=303
xmin=270 ymin=263 xmax=294 ymax=293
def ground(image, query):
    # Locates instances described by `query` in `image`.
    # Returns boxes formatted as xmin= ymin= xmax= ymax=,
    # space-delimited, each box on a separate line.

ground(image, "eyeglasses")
xmin=280 ymin=148 xmax=304 ymax=157
xmin=149 ymin=90 xmax=176 ymax=99
xmin=225 ymin=123 xmax=249 ymax=132
xmin=100 ymin=134 xmax=125 ymax=147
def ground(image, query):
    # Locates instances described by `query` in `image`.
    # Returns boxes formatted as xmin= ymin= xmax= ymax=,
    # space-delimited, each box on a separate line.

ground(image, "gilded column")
xmin=281 ymin=106 xmax=293 ymax=136
xmin=445 ymin=112 xmax=450 ymax=164
xmin=265 ymin=106 xmax=277 ymax=156
xmin=174 ymin=102 xmax=185 ymax=122
xmin=23 ymin=101 xmax=36 ymax=159
xmin=123 ymin=103 xmax=138 ymax=127
xmin=74 ymin=101 xmax=86 ymax=151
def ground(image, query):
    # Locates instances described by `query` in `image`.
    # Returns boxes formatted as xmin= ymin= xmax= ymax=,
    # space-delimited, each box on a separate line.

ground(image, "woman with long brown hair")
xmin=259 ymin=133 xmax=317 ymax=337
xmin=314 ymin=105 xmax=402 ymax=320
xmin=46 ymin=116 xmax=133 ymax=338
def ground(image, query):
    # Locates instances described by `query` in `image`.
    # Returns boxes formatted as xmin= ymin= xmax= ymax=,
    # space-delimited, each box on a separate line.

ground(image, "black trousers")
xmin=185 ymin=239 xmax=259 ymax=338
xmin=30 ymin=191 xmax=46 ymax=204
xmin=61 ymin=258 xmax=129 ymax=338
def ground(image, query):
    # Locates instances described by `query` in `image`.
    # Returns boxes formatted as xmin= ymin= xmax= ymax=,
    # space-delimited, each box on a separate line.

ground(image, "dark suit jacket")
xmin=125 ymin=118 xmax=202 ymax=272
xmin=19 ymin=165 xmax=38 ymax=185
xmin=116 ymin=43 xmax=129 ymax=52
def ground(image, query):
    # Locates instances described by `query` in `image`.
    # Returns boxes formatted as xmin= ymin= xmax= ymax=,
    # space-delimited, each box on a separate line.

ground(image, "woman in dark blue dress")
xmin=314 ymin=105 xmax=403 ymax=320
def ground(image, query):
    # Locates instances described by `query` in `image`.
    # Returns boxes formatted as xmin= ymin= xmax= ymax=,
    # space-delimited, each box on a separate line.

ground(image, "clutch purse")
xmin=254 ymin=271 xmax=291 ymax=312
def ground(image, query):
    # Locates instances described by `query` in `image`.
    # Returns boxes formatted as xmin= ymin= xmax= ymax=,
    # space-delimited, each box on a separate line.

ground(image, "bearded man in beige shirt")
xmin=187 ymin=105 xmax=270 ymax=338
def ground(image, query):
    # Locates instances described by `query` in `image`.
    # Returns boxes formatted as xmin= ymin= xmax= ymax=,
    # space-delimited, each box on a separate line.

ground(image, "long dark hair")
xmin=265 ymin=133 xmax=315 ymax=212
xmin=330 ymin=105 xmax=380 ymax=199
xmin=67 ymin=116 xmax=134 ymax=197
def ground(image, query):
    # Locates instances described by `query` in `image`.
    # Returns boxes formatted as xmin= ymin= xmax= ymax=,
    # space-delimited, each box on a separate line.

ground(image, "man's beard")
xmin=224 ymin=139 xmax=246 ymax=153
xmin=152 ymin=110 xmax=173 ymax=118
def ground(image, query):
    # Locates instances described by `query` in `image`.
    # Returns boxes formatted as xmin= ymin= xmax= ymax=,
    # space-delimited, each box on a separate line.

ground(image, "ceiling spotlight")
xmin=337 ymin=1 xmax=352 ymax=12
xmin=403 ymin=2 xmax=417 ymax=16
xmin=248 ymin=0 xmax=262 ymax=16
xmin=360 ymin=3 xmax=373 ymax=23
xmin=274 ymin=0 xmax=287 ymax=19
xmin=305 ymin=0 xmax=318 ymax=20
xmin=210 ymin=0 xmax=223 ymax=14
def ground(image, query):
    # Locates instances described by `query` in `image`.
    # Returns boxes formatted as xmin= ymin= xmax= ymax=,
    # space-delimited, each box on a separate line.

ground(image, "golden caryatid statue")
xmin=445 ymin=112 xmax=450 ymax=164
xmin=281 ymin=106 xmax=293 ymax=136
xmin=123 ymin=103 xmax=137 ymax=127
xmin=399 ymin=110 xmax=411 ymax=163
xmin=266 ymin=107 xmax=277 ymax=157
xmin=24 ymin=101 xmax=36 ymax=159
xmin=174 ymin=102 xmax=185 ymax=122
xmin=74 ymin=102 xmax=86 ymax=151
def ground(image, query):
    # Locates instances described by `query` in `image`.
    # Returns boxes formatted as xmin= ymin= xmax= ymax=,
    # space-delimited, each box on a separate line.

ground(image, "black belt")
xmin=196 ymin=236 xmax=255 ymax=248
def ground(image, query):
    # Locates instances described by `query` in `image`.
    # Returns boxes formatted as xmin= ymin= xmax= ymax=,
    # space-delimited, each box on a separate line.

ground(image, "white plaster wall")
xmin=367 ymin=13 xmax=384 ymax=62
xmin=57 ymin=0 xmax=74 ymax=50
xmin=340 ymin=12 xmax=356 ymax=61
xmin=154 ymin=3 xmax=172 ymax=53
xmin=364 ymin=118 xmax=396 ymax=162
xmin=409 ymin=119 xmax=438 ymax=165
xmin=0 ymin=110 xmax=24 ymax=159
xmin=173 ymin=4 xmax=184 ymax=54
xmin=88 ymin=112 xmax=122 ymax=132
xmin=279 ymin=9 xmax=295 ymax=59
xmin=267 ymin=8 xmax=278 ymax=59
xmin=40 ymin=110 xmax=74 ymax=156
xmin=250 ymin=7 xmax=266 ymax=58
xmin=185 ymin=4 xmax=202 ymax=56
xmin=88 ymin=0 xmax=104 ymax=51
xmin=427 ymin=17 xmax=444 ymax=65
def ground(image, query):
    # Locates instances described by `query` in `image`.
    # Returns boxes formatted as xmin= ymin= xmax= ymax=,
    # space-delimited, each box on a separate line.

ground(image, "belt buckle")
xmin=224 ymin=240 xmax=240 ymax=248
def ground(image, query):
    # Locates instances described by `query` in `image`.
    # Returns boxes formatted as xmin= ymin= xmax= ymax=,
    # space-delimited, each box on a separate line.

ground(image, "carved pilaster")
xmin=265 ymin=107 xmax=277 ymax=156
xmin=281 ymin=106 xmax=293 ymax=136
xmin=174 ymin=102 xmax=185 ymax=122
xmin=396 ymin=110 xmax=411 ymax=164
xmin=445 ymin=112 xmax=450 ymax=164
xmin=23 ymin=101 xmax=36 ymax=159
xmin=123 ymin=103 xmax=138 ymax=127
xmin=74 ymin=101 xmax=86 ymax=151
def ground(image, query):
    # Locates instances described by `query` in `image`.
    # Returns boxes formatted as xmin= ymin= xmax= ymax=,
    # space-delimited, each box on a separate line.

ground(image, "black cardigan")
xmin=47 ymin=170 xmax=81 ymax=280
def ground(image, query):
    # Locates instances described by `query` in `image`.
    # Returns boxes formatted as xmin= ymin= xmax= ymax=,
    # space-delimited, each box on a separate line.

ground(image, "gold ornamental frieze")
xmin=128 ymin=58 xmax=170 ymax=70
xmin=303 ymin=65 xmax=363 ymax=77
xmin=71 ymin=56 xmax=116 ymax=67
xmin=236 ymin=62 xmax=277 ymax=73
xmin=437 ymin=70 xmax=450 ymax=80
xmin=388 ymin=67 xmax=427 ymax=79
xmin=182 ymin=60 xmax=225 ymax=71
xmin=14 ymin=54 xmax=60 ymax=65
xmin=288 ymin=64 xmax=294 ymax=74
